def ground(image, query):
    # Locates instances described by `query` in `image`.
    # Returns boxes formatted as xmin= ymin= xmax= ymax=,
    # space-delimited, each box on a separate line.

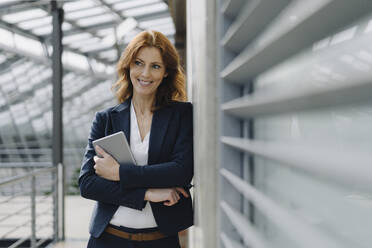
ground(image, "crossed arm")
xmin=79 ymin=104 xmax=193 ymax=210
xmin=93 ymin=145 xmax=189 ymax=206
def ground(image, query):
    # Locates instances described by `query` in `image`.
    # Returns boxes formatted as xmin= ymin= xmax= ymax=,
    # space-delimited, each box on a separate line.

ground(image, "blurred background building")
xmin=1 ymin=0 xmax=372 ymax=248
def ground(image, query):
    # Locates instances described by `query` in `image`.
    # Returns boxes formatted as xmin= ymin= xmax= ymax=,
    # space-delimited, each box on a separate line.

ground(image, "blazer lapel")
xmin=110 ymin=98 xmax=131 ymax=143
xmin=110 ymin=98 xmax=173 ymax=165
xmin=148 ymin=105 xmax=173 ymax=164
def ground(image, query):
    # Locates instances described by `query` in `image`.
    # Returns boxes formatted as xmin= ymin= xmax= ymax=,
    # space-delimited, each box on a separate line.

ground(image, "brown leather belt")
xmin=105 ymin=226 xmax=167 ymax=241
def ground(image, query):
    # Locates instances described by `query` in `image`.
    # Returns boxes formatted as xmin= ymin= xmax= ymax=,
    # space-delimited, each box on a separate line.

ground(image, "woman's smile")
xmin=137 ymin=79 xmax=153 ymax=86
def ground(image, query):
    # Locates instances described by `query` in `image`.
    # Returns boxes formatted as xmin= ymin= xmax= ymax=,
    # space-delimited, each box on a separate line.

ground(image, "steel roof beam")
xmin=61 ymin=11 xmax=170 ymax=37
xmin=0 ymin=52 xmax=23 ymax=71
xmin=60 ymin=20 xmax=117 ymax=36
xmin=0 ymin=42 xmax=112 ymax=79
xmin=0 ymin=2 xmax=117 ymax=65
xmin=95 ymin=0 xmax=125 ymax=21
xmin=38 ymin=5 xmax=116 ymax=65
xmin=0 ymin=18 xmax=112 ymax=65
xmin=0 ymin=0 xmax=49 ymax=15
xmin=135 ymin=10 xmax=170 ymax=22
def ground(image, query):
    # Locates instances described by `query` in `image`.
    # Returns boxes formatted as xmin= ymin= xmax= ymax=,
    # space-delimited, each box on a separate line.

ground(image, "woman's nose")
xmin=141 ymin=66 xmax=151 ymax=77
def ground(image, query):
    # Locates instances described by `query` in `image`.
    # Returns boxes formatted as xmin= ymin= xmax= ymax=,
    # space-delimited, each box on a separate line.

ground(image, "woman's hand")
xmin=93 ymin=145 xmax=120 ymax=181
xmin=145 ymin=188 xmax=189 ymax=206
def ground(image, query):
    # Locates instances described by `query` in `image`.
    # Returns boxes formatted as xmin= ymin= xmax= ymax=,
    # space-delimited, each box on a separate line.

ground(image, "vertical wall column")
xmin=51 ymin=0 xmax=64 ymax=241
xmin=187 ymin=0 xmax=219 ymax=247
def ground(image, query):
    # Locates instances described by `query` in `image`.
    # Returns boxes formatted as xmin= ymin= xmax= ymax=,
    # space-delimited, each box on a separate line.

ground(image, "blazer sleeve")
xmin=118 ymin=103 xmax=193 ymax=189
xmin=79 ymin=111 xmax=147 ymax=210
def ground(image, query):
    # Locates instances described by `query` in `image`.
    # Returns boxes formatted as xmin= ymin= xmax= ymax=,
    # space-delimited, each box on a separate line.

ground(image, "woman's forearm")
xmin=119 ymin=160 xmax=193 ymax=189
xmin=79 ymin=172 xmax=146 ymax=210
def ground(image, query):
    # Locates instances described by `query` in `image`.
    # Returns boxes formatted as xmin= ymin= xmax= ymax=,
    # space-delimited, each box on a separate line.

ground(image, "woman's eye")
xmin=153 ymin=64 xmax=160 ymax=69
xmin=134 ymin=61 xmax=142 ymax=66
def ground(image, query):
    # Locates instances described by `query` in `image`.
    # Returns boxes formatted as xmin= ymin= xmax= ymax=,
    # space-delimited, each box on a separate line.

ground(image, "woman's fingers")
xmin=175 ymin=187 xmax=189 ymax=198
xmin=170 ymin=192 xmax=178 ymax=205
xmin=95 ymin=145 xmax=107 ymax=157
xmin=174 ymin=191 xmax=180 ymax=202
xmin=146 ymin=188 xmax=189 ymax=206
xmin=163 ymin=198 xmax=175 ymax=206
xmin=93 ymin=156 xmax=99 ymax=163
xmin=93 ymin=164 xmax=100 ymax=175
xmin=164 ymin=188 xmax=190 ymax=206
xmin=163 ymin=189 xmax=180 ymax=206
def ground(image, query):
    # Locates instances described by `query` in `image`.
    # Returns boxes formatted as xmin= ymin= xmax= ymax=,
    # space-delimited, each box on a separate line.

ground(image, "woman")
xmin=79 ymin=30 xmax=193 ymax=248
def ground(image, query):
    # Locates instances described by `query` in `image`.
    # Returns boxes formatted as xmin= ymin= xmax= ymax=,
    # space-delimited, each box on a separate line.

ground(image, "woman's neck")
xmin=132 ymin=93 xmax=155 ymax=115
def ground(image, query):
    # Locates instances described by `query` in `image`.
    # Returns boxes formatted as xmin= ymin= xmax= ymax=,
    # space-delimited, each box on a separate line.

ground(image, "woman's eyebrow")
xmin=151 ymin=62 xmax=164 ymax=65
xmin=136 ymin=57 xmax=164 ymax=65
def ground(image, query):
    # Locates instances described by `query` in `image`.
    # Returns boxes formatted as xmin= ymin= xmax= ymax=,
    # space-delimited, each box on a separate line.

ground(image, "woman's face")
xmin=129 ymin=46 xmax=167 ymax=99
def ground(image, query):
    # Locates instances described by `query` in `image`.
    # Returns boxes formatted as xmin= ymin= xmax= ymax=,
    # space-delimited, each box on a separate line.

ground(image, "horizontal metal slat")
xmin=0 ymin=162 xmax=53 ymax=168
xmin=221 ymin=78 xmax=372 ymax=117
xmin=0 ymin=167 xmax=56 ymax=187
xmin=221 ymin=0 xmax=290 ymax=53
xmin=0 ymin=149 xmax=51 ymax=155
xmin=221 ymin=232 xmax=248 ymax=248
xmin=221 ymin=0 xmax=372 ymax=82
xmin=220 ymin=168 xmax=342 ymax=248
xmin=221 ymin=0 xmax=245 ymax=20
xmin=221 ymin=136 xmax=372 ymax=191
xmin=220 ymin=201 xmax=268 ymax=248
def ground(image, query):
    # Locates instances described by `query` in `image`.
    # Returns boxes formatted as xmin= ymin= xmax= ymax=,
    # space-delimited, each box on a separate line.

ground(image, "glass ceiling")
xmin=0 ymin=0 xmax=177 ymax=191
xmin=0 ymin=0 xmax=174 ymax=65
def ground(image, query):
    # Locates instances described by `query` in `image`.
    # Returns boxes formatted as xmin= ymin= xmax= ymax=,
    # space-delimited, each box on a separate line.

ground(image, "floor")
xmin=52 ymin=195 xmax=94 ymax=248
xmin=1 ymin=195 xmax=193 ymax=248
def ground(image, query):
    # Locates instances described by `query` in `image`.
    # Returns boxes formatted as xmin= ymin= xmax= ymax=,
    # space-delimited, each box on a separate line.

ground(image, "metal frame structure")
xmin=51 ymin=0 xmax=63 ymax=241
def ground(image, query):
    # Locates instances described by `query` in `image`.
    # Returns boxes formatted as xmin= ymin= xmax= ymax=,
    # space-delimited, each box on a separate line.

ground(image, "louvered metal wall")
xmin=217 ymin=0 xmax=372 ymax=248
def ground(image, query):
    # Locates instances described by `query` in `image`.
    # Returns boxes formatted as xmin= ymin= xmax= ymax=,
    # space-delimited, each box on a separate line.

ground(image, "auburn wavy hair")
xmin=112 ymin=30 xmax=186 ymax=109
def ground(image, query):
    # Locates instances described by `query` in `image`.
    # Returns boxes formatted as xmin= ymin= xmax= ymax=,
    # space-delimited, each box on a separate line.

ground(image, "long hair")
xmin=112 ymin=30 xmax=186 ymax=109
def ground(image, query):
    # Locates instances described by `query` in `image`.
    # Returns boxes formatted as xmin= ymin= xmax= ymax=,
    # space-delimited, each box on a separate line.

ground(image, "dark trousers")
xmin=87 ymin=225 xmax=180 ymax=248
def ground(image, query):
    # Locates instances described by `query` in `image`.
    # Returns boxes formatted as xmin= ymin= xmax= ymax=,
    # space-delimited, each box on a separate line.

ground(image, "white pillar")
xmin=187 ymin=0 xmax=220 ymax=248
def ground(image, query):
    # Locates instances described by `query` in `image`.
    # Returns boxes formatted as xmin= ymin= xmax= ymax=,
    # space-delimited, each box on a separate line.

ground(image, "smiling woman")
xmin=79 ymin=30 xmax=193 ymax=248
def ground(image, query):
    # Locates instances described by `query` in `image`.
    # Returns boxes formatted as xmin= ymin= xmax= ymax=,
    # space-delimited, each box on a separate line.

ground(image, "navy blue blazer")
xmin=79 ymin=98 xmax=194 ymax=238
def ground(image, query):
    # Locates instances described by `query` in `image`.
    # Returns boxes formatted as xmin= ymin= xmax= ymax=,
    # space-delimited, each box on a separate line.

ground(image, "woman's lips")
xmin=138 ymin=79 xmax=153 ymax=86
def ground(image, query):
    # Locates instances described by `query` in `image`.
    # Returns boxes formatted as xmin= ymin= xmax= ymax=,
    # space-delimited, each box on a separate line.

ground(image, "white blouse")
xmin=109 ymin=102 xmax=157 ymax=228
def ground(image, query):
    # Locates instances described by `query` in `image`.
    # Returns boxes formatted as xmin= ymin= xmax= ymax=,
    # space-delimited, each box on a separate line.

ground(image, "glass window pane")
xmin=122 ymin=2 xmax=167 ymax=17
